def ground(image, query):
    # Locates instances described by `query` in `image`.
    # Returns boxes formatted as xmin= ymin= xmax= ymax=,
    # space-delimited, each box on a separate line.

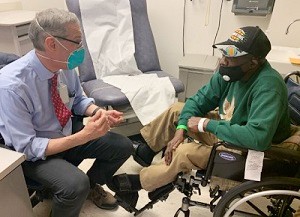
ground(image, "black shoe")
xmin=148 ymin=183 xmax=175 ymax=201
xmin=110 ymin=173 xmax=142 ymax=192
xmin=115 ymin=191 xmax=138 ymax=213
xmin=132 ymin=141 xmax=152 ymax=167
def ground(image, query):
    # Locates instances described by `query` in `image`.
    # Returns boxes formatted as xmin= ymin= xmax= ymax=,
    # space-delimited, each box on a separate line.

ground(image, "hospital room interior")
xmin=0 ymin=0 xmax=299 ymax=216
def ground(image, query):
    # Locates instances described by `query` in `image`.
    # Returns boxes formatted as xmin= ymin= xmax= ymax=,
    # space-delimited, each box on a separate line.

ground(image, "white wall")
xmin=1 ymin=0 xmax=299 ymax=77
xmin=20 ymin=0 xmax=66 ymax=10
xmin=0 ymin=0 xmax=66 ymax=11
xmin=0 ymin=0 xmax=21 ymax=11
xmin=147 ymin=0 xmax=300 ymax=77
xmin=267 ymin=0 xmax=300 ymax=48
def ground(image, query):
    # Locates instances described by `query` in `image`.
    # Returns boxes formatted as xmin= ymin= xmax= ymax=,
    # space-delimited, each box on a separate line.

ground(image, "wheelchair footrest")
xmin=134 ymin=183 xmax=175 ymax=216
xmin=148 ymin=183 xmax=175 ymax=201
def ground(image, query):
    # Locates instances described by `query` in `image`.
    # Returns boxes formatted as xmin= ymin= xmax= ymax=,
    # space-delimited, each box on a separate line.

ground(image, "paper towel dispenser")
xmin=232 ymin=0 xmax=275 ymax=16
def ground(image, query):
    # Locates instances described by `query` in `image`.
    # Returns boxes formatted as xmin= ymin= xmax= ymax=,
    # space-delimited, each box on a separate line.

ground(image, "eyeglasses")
xmin=53 ymin=35 xmax=82 ymax=47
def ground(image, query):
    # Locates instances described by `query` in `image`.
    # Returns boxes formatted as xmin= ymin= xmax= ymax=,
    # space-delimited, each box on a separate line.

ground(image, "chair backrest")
xmin=284 ymin=71 xmax=300 ymax=126
xmin=65 ymin=0 xmax=161 ymax=83
xmin=0 ymin=52 xmax=19 ymax=70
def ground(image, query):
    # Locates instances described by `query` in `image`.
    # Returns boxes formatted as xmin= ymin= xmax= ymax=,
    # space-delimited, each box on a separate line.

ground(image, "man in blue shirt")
xmin=0 ymin=8 xmax=133 ymax=217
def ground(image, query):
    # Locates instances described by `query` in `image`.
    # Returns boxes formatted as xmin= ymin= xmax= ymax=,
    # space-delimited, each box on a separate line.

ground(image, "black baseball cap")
xmin=213 ymin=26 xmax=271 ymax=58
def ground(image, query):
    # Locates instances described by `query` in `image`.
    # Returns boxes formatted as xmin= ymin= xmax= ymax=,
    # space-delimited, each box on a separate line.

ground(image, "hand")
xmin=106 ymin=110 xmax=124 ymax=127
xmin=82 ymin=110 xmax=110 ymax=140
xmin=164 ymin=129 xmax=185 ymax=165
xmin=188 ymin=117 xmax=201 ymax=133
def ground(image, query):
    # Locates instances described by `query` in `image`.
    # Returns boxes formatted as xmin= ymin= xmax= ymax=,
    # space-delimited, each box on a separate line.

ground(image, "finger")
xmin=95 ymin=114 xmax=109 ymax=126
xmin=165 ymin=151 xmax=172 ymax=165
xmin=172 ymin=140 xmax=181 ymax=150
xmin=98 ymin=119 xmax=110 ymax=131
xmin=90 ymin=109 xmax=102 ymax=121
xmin=107 ymin=110 xmax=123 ymax=117
xmin=108 ymin=115 xmax=123 ymax=124
xmin=164 ymin=152 xmax=170 ymax=165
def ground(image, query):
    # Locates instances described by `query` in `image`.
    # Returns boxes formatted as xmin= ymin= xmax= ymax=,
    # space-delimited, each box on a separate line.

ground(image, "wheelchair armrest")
xmin=221 ymin=142 xmax=249 ymax=152
xmin=216 ymin=141 xmax=300 ymax=162
xmin=264 ymin=146 xmax=300 ymax=162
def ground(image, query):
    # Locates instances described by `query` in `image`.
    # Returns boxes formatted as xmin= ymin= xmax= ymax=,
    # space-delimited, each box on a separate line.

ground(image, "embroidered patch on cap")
xmin=229 ymin=28 xmax=246 ymax=43
xmin=215 ymin=44 xmax=248 ymax=57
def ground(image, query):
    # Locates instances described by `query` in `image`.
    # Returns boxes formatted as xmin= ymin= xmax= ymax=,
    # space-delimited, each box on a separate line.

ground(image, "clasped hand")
xmin=83 ymin=109 xmax=124 ymax=140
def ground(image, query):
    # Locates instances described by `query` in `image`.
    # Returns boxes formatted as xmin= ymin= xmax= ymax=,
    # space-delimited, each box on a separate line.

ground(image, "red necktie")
xmin=51 ymin=74 xmax=72 ymax=127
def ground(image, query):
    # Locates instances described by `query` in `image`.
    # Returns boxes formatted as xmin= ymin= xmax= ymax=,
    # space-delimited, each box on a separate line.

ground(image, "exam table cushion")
xmin=82 ymin=70 xmax=185 ymax=107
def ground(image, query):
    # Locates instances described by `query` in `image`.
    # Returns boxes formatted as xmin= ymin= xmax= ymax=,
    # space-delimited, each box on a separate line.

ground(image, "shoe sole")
xmin=94 ymin=202 xmax=119 ymax=210
xmin=115 ymin=192 xmax=138 ymax=213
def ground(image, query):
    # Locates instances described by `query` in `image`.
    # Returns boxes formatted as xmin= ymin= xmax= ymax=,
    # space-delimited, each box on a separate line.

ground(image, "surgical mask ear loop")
xmin=35 ymin=18 xmax=70 ymax=52
xmin=36 ymin=52 xmax=68 ymax=65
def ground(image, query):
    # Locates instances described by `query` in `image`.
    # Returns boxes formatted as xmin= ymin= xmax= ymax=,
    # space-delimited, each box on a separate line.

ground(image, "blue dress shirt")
xmin=0 ymin=50 xmax=94 ymax=161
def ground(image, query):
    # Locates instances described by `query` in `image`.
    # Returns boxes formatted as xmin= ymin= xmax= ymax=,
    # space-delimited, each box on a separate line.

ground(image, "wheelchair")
xmin=131 ymin=71 xmax=300 ymax=217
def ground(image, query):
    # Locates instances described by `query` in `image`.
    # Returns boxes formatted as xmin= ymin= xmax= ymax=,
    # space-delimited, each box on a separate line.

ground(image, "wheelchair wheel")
xmin=213 ymin=177 xmax=300 ymax=217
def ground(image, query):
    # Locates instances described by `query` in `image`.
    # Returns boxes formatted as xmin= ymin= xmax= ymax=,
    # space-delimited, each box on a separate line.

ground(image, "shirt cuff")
xmin=205 ymin=119 xmax=219 ymax=133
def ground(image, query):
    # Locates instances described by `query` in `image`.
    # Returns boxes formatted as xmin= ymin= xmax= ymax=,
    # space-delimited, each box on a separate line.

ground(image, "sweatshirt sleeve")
xmin=206 ymin=85 xmax=288 ymax=151
xmin=178 ymin=72 xmax=226 ymax=127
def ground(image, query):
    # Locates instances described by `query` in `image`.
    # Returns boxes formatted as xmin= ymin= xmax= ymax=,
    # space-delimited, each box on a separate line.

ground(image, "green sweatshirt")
xmin=178 ymin=61 xmax=291 ymax=151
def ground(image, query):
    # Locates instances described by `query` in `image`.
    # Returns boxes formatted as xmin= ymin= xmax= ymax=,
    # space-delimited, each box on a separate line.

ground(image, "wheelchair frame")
xmin=172 ymin=141 xmax=300 ymax=217
xmin=131 ymin=71 xmax=300 ymax=217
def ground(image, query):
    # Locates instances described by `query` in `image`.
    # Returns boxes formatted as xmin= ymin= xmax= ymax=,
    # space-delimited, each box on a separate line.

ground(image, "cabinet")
xmin=0 ymin=10 xmax=36 ymax=56
xmin=0 ymin=147 xmax=33 ymax=217
xmin=178 ymin=54 xmax=219 ymax=102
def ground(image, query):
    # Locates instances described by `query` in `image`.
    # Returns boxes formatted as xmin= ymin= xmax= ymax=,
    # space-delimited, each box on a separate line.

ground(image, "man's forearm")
xmin=45 ymin=130 xmax=89 ymax=157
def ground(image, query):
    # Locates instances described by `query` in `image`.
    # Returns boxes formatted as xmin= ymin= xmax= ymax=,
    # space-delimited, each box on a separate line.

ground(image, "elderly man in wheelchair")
xmin=110 ymin=26 xmax=300 ymax=216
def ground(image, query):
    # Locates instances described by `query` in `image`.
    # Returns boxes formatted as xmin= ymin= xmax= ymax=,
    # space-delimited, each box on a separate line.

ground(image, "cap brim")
xmin=213 ymin=39 xmax=238 ymax=47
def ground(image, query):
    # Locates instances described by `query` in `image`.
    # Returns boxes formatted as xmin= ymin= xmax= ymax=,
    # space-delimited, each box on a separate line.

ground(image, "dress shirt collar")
xmin=29 ymin=50 xmax=58 ymax=81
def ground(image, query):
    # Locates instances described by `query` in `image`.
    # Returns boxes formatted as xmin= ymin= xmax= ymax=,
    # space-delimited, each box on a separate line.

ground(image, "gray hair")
xmin=29 ymin=8 xmax=80 ymax=51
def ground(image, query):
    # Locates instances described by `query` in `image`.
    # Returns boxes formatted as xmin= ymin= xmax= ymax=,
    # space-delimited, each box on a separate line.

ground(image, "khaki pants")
xmin=294 ymin=204 xmax=300 ymax=217
xmin=139 ymin=102 xmax=218 ymax=191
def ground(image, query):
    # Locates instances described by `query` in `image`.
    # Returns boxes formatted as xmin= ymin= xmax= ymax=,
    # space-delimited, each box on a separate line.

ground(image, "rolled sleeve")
xmin=0 ymin=89 xmax=49 ymax=161
xmin=23 ymin=137 xmax=49 ymax=161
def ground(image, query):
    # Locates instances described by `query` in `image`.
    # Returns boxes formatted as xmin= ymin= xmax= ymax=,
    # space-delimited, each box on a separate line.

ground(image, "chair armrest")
xmin=264 ymin=146 xmax=300 ymax=162
xmin=221 ymin=142 xmax=300 ymax=162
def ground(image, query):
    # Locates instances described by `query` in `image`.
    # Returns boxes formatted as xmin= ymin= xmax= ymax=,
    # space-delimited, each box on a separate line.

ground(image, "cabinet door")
xmin=16 ymin=23 xmax=33 ymax=56
xmin=186 ymin=70 xmax=214 ymax=98
xmin=0 ymin=23 xmax=33 ymax=56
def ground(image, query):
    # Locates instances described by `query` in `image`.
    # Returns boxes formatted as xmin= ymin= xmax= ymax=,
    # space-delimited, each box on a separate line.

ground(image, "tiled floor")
xmin=33 ymin=155 xmax=214 ymax=217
